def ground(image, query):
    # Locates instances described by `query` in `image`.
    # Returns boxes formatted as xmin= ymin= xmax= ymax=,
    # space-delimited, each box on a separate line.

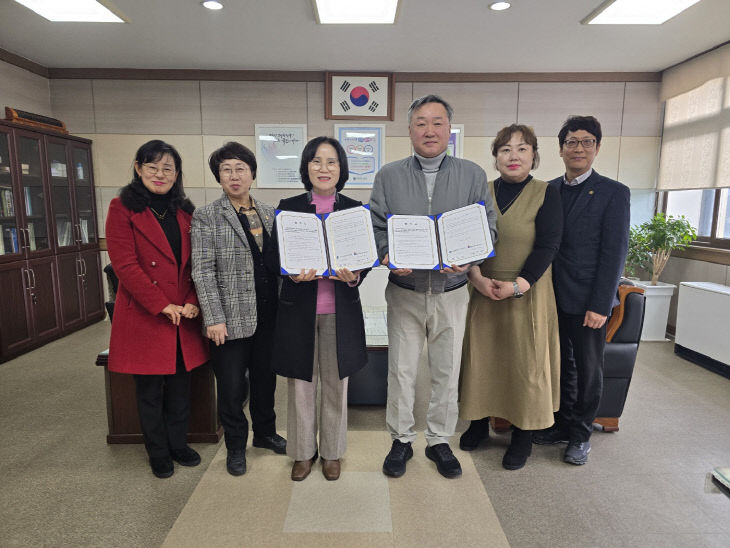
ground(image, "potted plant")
xmin=636 ymin=213 xmax=697 ymax=285
xmin=629 ymin=213 xmax=697 ymax=340
xmin=624 ymin=225 xmax=651 ymax=280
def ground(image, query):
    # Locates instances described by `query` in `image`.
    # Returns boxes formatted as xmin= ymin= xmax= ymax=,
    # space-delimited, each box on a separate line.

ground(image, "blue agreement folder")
xmin=387 ymin=202 xmax=493 ymax=270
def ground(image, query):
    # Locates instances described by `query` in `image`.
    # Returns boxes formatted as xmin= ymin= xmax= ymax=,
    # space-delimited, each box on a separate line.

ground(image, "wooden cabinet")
xmin=0 ymin=120 xmax=103 ymax=363
xmin=57 ymin=249 xmax=105 ymax=332
xmin=0 ymin=261 xmax=32 ymax=356
xmin=0 ymin=256 xmax=61 ymax=357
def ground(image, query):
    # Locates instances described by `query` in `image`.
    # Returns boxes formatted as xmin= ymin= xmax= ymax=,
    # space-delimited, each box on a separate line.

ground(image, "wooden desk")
xmin=96 ymin=350 xmax=222 ymax=444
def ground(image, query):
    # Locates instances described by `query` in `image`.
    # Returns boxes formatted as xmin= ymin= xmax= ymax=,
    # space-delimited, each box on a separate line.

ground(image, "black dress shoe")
xmin=382 ymin=440 xmax=413 ymax=478
xmin=532 ymin=426 xmax=569 ymax=445
xmin=459 ymin=417 xmax=490 ymax=451
xmin=226 ymin=449 xmax=247 ymax=476
xmin=252 ymin=433 xmax=287 ymax=455
xmin=170 ymin=446 xmax=201 ymax=467
xmin=425 ymin=443 xmax=462 ymax=478
xmin=502 ymin=427 xmax=533 ymax=470
xmin=150 ymin=456 xmax=174 ymax=479
xmin=564 ymin=440 xmax=591 ymax=465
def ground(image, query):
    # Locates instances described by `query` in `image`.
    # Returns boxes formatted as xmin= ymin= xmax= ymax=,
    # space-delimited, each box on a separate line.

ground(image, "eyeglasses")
xmin=563 ymin=138 xmax=597 ymax=150
xmin=141 ymin=163 xmax=176 ymax=177
xmin=310 ymin=159 xmax=339 ymax=170
xmin=220 ymin=166 xmax=251 ymax=178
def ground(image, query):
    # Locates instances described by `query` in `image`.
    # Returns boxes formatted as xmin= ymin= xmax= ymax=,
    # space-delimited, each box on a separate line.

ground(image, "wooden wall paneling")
xmin=92 ymin=80 xmax=202 ymax=135
xmin=49 ymin=79 xmax=95 ymax=134
xmin=200 ymin=81 xmax=307 ymax=136
xmin=517 ymin=82 xmax=625 ymax=137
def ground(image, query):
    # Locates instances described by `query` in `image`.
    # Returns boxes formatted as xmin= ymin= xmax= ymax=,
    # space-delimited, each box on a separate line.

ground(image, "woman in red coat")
xmin=106 ymin=140 xmax=209 ymax=478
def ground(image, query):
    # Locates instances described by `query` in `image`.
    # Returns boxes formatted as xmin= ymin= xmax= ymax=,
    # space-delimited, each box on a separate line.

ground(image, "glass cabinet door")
xmin=48 ymin=140 xmax=75 ymax=249
xmin=18 ymin=135 xmax=50 ymax=253
xmin=0 ymin=130 xmax=21 ymax=257
xmin=72 ymin=146 xmax=96 ymax=246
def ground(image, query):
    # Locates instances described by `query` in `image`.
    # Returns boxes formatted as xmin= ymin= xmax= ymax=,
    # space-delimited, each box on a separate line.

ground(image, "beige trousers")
xmin=385 ymin=282 xmax=469 ymax=446
xmin=287 ymin=314 xmax=348 ymax=461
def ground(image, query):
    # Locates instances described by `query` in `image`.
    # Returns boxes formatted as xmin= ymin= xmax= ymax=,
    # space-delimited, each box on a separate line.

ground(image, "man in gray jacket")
xmin=370 ymin=95 xmax=497 ymax=478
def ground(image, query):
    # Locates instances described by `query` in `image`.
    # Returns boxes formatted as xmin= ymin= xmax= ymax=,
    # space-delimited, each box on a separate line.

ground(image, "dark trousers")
xmin=555 ymin=308 xmax=606 ymax=442
xmin=210 ymin=325 xmax=277 ymax=451
xmin=133 ymin=357 xmax=192 ymax=458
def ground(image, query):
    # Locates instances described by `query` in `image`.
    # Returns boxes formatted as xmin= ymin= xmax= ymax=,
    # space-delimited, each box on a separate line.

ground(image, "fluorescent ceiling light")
xmin=489 ymin=2 xmax=511 ymax=11
xmin=583 ymin=0 xmax=702 ymax=25
xmin=14 ymin=0 xmax=124 ymax=22
xmin=314 ymin=0 xmax=398 ymax=24
xmin=202 ymin=1 xmax=223 ymax=10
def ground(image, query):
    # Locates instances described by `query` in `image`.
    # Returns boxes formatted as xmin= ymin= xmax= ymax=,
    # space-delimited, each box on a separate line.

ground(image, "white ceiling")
xmin=0 ymin=0 xmax=728 ymax=73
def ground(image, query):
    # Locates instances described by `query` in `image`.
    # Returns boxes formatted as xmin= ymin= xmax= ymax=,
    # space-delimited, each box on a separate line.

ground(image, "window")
xmin=663 ymin=188 xmax=730 ymax=249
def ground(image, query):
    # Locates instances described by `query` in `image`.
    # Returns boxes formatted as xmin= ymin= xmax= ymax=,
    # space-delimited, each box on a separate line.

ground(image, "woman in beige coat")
xmin=459 ymin=124 xmax=562 ymax=470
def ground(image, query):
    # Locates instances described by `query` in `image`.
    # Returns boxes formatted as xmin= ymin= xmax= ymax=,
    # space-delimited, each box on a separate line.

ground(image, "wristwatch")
xmin=512 ymin=281 xmax=524 ymax=299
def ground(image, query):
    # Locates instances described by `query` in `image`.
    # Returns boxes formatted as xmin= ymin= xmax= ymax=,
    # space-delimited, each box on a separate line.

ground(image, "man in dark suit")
xmin=533 ymin=115 xmax=630 ymax=465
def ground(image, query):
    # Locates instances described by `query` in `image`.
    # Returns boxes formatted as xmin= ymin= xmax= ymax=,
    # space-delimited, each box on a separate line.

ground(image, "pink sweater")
xmin=311 ymin=193 xmax=336 ymax=315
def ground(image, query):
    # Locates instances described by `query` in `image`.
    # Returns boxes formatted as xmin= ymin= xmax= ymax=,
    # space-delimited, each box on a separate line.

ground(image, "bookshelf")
xmin=0 ymin=121 xmax=103 ymax=363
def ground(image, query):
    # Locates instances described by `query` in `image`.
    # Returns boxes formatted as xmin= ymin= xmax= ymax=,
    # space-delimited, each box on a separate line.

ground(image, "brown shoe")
xmin=321 ymin=458 xmax=341 ymax=481
xmin=291 ymin=452 xmax=317 ymax=481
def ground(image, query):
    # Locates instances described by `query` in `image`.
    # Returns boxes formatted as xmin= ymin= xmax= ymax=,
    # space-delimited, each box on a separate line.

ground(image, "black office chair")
xmin=594 ymin=283 xmax=646 ymax=432
xmin=103 ymin=264 xmax=118 ymax=322
xmin=492 ymin=283 xmax=647 ymax=435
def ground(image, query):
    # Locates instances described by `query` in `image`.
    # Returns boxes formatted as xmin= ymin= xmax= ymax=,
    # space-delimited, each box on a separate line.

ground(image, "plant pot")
xmin=634 ymin=281 xmax=676 ymax=341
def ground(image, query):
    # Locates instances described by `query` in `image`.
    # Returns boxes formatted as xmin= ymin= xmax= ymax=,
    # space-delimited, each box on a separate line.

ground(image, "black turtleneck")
xmin=148 ymin=192 xmax=181 ymax=266
xmin=494 ymin=175 xmax=563 ymax=287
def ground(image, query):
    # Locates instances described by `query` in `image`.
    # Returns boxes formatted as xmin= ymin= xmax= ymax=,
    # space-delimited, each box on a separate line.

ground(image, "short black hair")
xmin=208 ymin=141 xmax=257 ymax=183
xmin=558 ymin=115 xmax=602 ymax=147
xmin=298 ymin=136 xmax=349 ymax=192
xmin=125 ymin=139 xmax=193 ymax=214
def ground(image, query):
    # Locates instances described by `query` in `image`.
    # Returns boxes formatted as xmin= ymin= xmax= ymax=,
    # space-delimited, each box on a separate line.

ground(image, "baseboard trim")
xmin=674 ymin=344 xmax=730 ymax=380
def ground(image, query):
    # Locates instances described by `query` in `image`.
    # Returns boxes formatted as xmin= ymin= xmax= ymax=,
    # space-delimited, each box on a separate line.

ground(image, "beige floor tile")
xmin=284 ymin=472 xmax=391 ymax=533
xmin=164 ymin=433 xmax=508 ymax=547
xmin=389 ymin=441 xmax=509 ymax=548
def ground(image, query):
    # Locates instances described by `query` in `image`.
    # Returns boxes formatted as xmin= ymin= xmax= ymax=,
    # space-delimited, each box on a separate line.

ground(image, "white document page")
xmin=324 ymin=206 xmax=378 ymax=273
xmin=387 ymin=214 xmax=440 ymax=270
xmin=437 ymin=203 xmax=494 ymax=266
xmin=276 ymin=210 xmax=329 ymax=275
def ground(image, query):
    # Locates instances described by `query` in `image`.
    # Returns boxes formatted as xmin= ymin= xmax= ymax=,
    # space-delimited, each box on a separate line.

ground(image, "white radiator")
xmin=675 ymin=282 xmax=730 ymax=367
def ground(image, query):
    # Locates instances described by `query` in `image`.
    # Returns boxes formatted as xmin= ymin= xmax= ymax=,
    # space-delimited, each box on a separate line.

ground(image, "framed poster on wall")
xmin=254 ymin=124 xmax=307 ymax=188
xmin=325 ymin=72 xmax=394 ymax=121
xmin=449 ymin=124 xmax=464 ymax=158
xmin=335 ymin=124 xmax=385 ymax=188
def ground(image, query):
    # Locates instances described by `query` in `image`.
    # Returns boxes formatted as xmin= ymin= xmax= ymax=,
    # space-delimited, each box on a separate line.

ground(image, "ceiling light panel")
xmin=489 ymin=2 xmax=511 ymax=11
xmin=14 ymin=0 xmax=124 ymax=22
xmin=314 ymin=0 xmax=399 ymax=24
xmin=584 ymin=0 xmax=702 ymax=25
xmin=202 ymin=1 xmax=223 ymax=10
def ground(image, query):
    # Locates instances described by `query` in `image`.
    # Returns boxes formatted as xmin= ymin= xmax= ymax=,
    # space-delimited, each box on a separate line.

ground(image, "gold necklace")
xmin=150 ymin=206 xmax=168 ymax=220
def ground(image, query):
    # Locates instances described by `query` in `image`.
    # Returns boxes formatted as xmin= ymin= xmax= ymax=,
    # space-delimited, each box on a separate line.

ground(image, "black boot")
xmin=502 ymin=427 xmax=533 ymax=470
xmin=459 ymin=417 xmax=490 ymax=451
